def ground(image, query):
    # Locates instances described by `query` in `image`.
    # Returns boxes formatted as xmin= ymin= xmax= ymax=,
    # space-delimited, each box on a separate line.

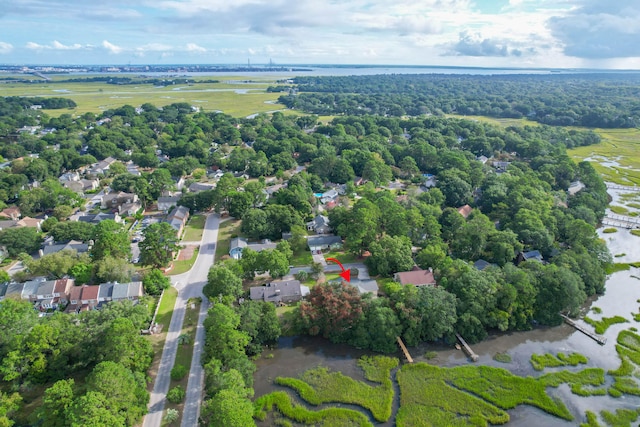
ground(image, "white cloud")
xmin=102 ymin=40 xmax=123 ymax=54
xmin=185 ymin=43 xmax=206 ymax=52
xmin=25 ymin=42 xmax=46 ymax=50
xmin=135 ymin=43 xmax=173 ymax=52
xmin=0 ymin=42 xmax=13 ymax=54
xmin=51 ymin=40 xmax=83 ymax=50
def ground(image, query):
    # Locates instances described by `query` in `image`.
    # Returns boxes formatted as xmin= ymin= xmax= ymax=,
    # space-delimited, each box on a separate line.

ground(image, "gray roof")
xmin=78 ymin=213 xmax=119 ymax=224
xmin=249 ymin=280 xmax=305 ymax=303
xmin=42 ymin=241 xmax=89 ymax=256
xmin=22 ymin=279 xmax=44 ymax=298
xmin=168 ymin=205 xmax=189 ymax=220
xmin=112 ymin=283 xmax=130 ymax=300
xmin=473 ymin=259 xmax=495 ymax=271
xmin=352 ymin=279 xmax=378 ymax=295
xmin=308 ymin=215 xmax=329 ymax=228
xmin=522 ymin=250 xmax=543 ymax=261
xmin=307 ymin=235 xmax=343 ymax=247
xmin=127 ymin=282 xmax=143 ymax=297
xmin=0 ymin=282 xmax=8 ymax=298
xmin=247 ymin=241 xmax=277 ymax=252
xmin=158 ymin=196 xmax=181 ymax=205
xmin=188 ymin=182 xmax=215 ymax=192
xmin=36 ymin=280 xmax=56 ymax=296
xmin=5 ymin=282 xmax=24 ymax=297
xmin=98 ymin=282 xmax=115 ymax=300
xmin=230 ymin=237 xmax=248 ymax=251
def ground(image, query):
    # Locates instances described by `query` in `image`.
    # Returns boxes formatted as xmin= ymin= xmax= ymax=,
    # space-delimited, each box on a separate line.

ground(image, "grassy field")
xmin=323 ymin=250 xmax=358 ymax=265
xmin=215 ymin=219 xmax=242 ymax=262
xmin=182 ymin=214 xmax=206 ymax=242
xmin=290 ymin=249 xmax=313 ymax=266
xmin=168 ymin=248 xmax=199 ymax=276
xmin=3 ymin=79 xmax=286 ymax=118
xmin=446 ymin=114 xmax=541 ymax=127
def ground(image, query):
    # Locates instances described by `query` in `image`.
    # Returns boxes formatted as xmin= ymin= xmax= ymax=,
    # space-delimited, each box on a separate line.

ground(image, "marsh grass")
xmin=530 ymin=352 xmax=588 ymax=371
xmin=253 ymin=391 xmax=373 ymax=426
xmin=274 ymin=356 xmax=397 ymax=422
xmin=493 ymin=353 xmax=512 ymax=363
xmin=584 ymin=315 xmax=629 ymax=334
xmin=603 ymin=228 xmax=618 ymax=233
xmin=610 ymin=206 xmax=630 ymax=215
xmin=631 ymin=230 xmax=640 ymax=237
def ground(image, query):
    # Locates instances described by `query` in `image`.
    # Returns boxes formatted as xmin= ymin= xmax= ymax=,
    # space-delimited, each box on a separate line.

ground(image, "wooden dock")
xmin=560 ymin=314 xmax=607 ymax=345
xmin=606 ymin=184 xmax=640 ymax=192
xmin=455 ymin=333 xmax=479 ymax=362
xmin=396 ymin=337 xmax=413 ymax=363
xmin=602 ymin=214 xmax=640 ymax=229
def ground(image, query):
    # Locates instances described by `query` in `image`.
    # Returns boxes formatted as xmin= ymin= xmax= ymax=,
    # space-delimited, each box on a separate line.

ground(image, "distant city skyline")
xmin=1 ymin=0 xmax=639 ymax=69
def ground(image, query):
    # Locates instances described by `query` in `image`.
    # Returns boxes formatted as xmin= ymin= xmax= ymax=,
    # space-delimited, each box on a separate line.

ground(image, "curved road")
xmin=143 ymin=213 xmax=220 ymax=427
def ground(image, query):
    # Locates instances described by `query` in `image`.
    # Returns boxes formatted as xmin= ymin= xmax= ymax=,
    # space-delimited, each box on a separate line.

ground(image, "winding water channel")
xmin=254 ymin=186 xmax=640 ymax=425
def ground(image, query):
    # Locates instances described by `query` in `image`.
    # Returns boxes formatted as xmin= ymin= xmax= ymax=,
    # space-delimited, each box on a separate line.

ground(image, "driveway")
xmin=142 ymin=214 xmax=220 ymax=427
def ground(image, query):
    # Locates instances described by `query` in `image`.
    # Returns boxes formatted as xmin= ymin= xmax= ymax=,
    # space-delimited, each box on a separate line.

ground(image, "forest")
xmin=277 ymin=73 xmax=640 ymax=128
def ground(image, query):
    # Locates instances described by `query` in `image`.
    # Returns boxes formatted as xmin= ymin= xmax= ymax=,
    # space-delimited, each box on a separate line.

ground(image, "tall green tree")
xmin=0 ymin=227 xmax=43 ymax=257
xmin=139 ymin=222 xmax=180 ymax=268
xmin=204 ymin=266 xmax=243 ymax=300
xmin=91 ymin=220 xmax=131 ymax=261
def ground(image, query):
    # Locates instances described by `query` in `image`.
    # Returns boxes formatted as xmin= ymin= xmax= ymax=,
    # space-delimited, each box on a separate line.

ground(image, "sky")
xmin=1 ymin=0 xmax=640 ymax=69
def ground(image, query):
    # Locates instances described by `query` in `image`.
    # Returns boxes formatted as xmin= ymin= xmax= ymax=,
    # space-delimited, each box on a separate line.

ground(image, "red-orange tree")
xmin=297 ymin=282 xmax=365 ymax=343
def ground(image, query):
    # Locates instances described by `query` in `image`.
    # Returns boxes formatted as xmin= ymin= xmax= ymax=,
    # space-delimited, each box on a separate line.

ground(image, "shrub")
xmin=493 ymin=353 xmax=512 ymax=363
xmin=164 ymin=408 xmax=179 ymax=423
xmin=424 ymin=351 xmax=438 ymax=360
xmin=171 ymin=364 xmax=188 ymax=381
xmin=295 ymin=271 xmax=309 ymax=282
xmin=603 ymin=227 xmax=618 ymax=233
xmin=167 ymin=386 xmax=186 ymax=403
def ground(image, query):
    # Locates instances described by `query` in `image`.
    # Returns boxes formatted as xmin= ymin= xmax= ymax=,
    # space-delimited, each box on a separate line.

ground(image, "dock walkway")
xmin=560 ymin=314 xmax=607 ymax=345
xmin=455 ymin=333 xmax=479 ymax=362
xmin=396 ymin=337 xmax=413 ymax=363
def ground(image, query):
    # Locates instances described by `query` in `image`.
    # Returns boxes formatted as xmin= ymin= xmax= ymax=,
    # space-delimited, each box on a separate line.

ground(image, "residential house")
xmin=229 ymin=237 xmax=277 ymax=260
xmin=112 ymin=282 xmax=144 ymax=302
xmin=16 ymin=217 xmax=43 ymax=231
xmin=516 ymin=250 xmax=543 ymax=265
xmin=353 ymin=176 xmax=365 ymax=186
xmin=58 ymin=171 xmax=80 ymax=183
xmin=126 ymin=161 xmax=141 ymax=176
xmin=88 ymin=157 xmax=117 ymax=176
xmin=174 ymin=176 xmax=186 ymax=191
xmin=350 ymin=278 xmax=379 ymax=296
xmin=188 ymin=182 xmax=215 ymax=193
xmin=119 ymin=200 xmax=142 ymax=216
xmin=320 ymin=189 xmax=339 ymax=205
xmin=98 ymin=282 xmax=115 ymax=304
xmin=394 ymin=268 xmax=437 ymax=287
xmin=157 ymin=196 xmax=181 ymax=213
xmin=492 ymin=161 xmax=511 ymax=173
xmin=34 ymin=279 xmax=57 ymax=310
xmin=249 ymin=280 xmax=309 ymax=304
xmin=0 ymin=220 xmax=18 ymax=230
xmin=78 ymin=212 xmax=123 ymax=224
xmin=65 ymin=286 xmax=84 ymax=313
xmin=63 ymin=178 xmax=100 ymax=193
xmin=101 ymin=191 xmax=138 ymax=210
xmin=457 ymin=204 xmax=472 ymax=219
xmin=307 ymin=235 xmax=343 ymax=253
xmin=477 ymin=155 xmax=489 ymax=164
xmin=421 ymin=174 xmax=437 ymax=189
xmin=4 ymin=282 xmax=24 ymax=300
xmin=568 ymin=181 xmax=585 ymax=196
xmin=22 ymin=277 xmax=46 ymax=300
xmin=473 ymin=259 xmax=496 ymax=271
xmin=212 ymin=169 xmax=225 ymax=179
xmin=0 ymin=207 xmax=21 ymax=220
xmin=52 ymin=278 xmax=73 ymax=307
xmin=79 ymin=285 xmax=100 ymax=311
xmin=41 ymin=240 xmax=90 ymax=257
xmin=265 ymin=184 xmax=285 ymax=198
xmin=166 ymin=206 xmax=190 ymax=236
xmin=306 ymin=215 xmax=331 ymax=234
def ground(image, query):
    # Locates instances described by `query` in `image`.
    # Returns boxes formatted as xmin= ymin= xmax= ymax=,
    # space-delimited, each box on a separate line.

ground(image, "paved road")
xmin=143 ymin=214 xmax=219 ymax=427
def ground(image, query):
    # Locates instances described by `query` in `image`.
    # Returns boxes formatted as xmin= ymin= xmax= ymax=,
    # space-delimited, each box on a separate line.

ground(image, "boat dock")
xmin=396 ymin=337 xmax=413 ymax=363
xmin=602 ymin=213 xmax=640 ymax=229
xmin=606 ymin=184 xmax=640 ymax=192
xmin=560 ymin=314 xmax=607 ymax=345
xmin=455 ymin=333 xmax=479 ymax=362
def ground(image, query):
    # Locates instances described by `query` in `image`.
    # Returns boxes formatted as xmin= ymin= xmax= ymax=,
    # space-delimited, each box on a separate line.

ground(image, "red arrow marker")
xmin=326 ymin=257 xmax=351 ymax=282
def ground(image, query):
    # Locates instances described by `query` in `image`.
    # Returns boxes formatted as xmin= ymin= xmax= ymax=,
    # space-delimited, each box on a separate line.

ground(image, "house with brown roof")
xmin=0 ymin=207 xmax=21 ymax=220
xmin=394 ymin=268 xmax=437 ymax=287
xmin=80 ymin=285 xmax=100 ymax=311
xmin=53 ymin=278 xmax=74 ymax=307
xmin=166 ymin=205 xmax=190 ymax=236
xmin=457 ymin=204 xmax=472 ymax=219
xmin=101 ymin=191 xmax=139 ymax=211
xmin=65 ymin=285 xmax=84 ymax=313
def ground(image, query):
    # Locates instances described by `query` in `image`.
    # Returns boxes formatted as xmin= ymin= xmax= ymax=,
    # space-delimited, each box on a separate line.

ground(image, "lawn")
xmin=323 ymin=250 xmax=358 ymax=264
xmin=1 ymin=79 xmax=287 ymax=118
xmin=168 ymin=248 xmax=199 ymax=276
xmin=290 ymin=249 xmax=313 ymax=266
xmin=164 ymin=298 xmax=201 ymax=427
xmin=182 ymin=214 xmax=206 ymax=242
xmin=215 ymin=219 xmax=242 ymax=262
